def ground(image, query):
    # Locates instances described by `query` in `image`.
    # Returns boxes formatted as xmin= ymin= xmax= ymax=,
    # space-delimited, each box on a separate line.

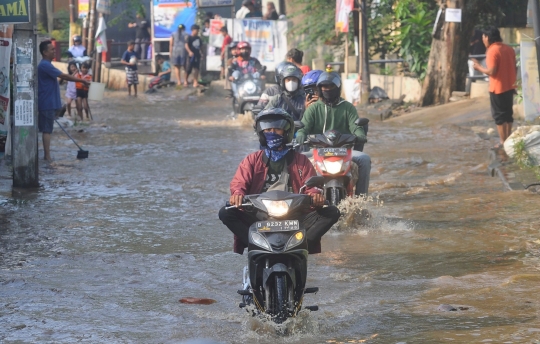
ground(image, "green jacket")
xmin=296 ymin=99 xmax=366 ymax=142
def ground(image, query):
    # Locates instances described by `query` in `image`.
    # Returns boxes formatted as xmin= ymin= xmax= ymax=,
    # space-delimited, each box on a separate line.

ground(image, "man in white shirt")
xmin=68 ymin=35 xmax=87 ymax=58
xmin=236 ymin=0 xmax=254 ymax=19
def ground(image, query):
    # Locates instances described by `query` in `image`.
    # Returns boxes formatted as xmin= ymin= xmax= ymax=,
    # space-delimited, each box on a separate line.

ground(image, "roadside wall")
xmin=370 ymin=74 xmax=422 ymax=102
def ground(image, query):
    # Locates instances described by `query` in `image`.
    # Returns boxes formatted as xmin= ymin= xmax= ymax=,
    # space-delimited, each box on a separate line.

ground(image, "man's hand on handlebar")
xmin=229 ymin=194 xmax=244 ymax=207
xmin=310 ymin=193 xmax=325 ymax=207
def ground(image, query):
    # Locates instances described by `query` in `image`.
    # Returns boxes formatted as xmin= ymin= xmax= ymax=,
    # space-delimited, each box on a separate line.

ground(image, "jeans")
xmin=135 ymin=38 xmax=149 ymax=59
xmin=351 ymin=150 xmax=371 ymax=195
xmin=218 ymin=206 xmax=340 ymax=254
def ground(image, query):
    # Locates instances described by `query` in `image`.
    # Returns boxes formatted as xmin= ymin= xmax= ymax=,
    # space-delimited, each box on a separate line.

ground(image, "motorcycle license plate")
xmin=257 ymin=220 xmax=300 ymax=232
xmin=317 ymin=148 xmax=348 ymax=157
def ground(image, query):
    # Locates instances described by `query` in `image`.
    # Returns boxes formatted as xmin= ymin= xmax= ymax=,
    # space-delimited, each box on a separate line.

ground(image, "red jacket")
xmin=230 ymin=150 xmax=321 ymax=254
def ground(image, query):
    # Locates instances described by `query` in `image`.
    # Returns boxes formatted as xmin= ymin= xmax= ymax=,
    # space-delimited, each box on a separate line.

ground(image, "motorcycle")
xmin=230 ymin=67 xmax=266 ymax=119
xmin=225 ymin=176 xmax=325 ymax=324
xmin=298 ymin=118 xmax=369 ymax=205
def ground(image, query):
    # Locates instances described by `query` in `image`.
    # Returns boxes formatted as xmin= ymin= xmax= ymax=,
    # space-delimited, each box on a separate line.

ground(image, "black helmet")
xmin=279 ymin=64 xmax=303 ymax=96
xmin=274 ymin=61 xmax=295 ymax=84
xmin=255 ymin=108 xmax=295 ymax=146
xmin=72 ymin=35 xmax=82 ymax=43
xmin=317 ymin=72 xmax=342 ymax=105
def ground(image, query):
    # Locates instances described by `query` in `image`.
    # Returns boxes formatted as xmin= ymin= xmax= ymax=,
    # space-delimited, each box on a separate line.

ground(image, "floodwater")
xmin=1 ymin=88 xmax=540 ymax=344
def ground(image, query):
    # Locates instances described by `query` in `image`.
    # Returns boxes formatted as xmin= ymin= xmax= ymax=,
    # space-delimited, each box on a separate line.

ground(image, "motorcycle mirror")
xmin=355 ymin=118 xmax=370 ymax=126
xmin=294 ymin=121 xmax=304 ymax=130
xmin=304 ymin=176 xmax=325 ymax=188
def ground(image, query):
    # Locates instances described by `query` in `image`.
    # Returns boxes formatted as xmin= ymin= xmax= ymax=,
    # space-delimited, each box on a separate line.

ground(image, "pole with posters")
xmin=1 ymin=0 xmax=39 ymax=187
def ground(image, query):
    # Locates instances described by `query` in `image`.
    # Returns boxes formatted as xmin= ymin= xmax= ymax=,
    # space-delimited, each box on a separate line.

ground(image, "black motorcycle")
xmin=230 ymin=67 xmax=266 ymax=119
xmin=226 ymin=176 xmax=324 ymax=323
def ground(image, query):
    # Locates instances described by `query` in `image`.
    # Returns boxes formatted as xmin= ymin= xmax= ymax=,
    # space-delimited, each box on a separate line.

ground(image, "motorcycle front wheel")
xmin=272 ymin=274 xmax=289 ymax=324
xmin=329 ymin=187 xmax=343 ymax=206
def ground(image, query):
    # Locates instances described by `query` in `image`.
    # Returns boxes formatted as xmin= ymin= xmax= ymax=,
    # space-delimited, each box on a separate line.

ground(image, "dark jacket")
xmin=230 ymin=150 xmax=321 ymax=253
xmin=264 ymin=91 xmax=306 ymax=121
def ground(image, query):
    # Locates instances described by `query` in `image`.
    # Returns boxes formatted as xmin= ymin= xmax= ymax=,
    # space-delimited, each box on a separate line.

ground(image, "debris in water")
xmin=180 ymin=297 xmax=217 ymax=305
xmin=437 ymin=304 xmax=470 ymax=311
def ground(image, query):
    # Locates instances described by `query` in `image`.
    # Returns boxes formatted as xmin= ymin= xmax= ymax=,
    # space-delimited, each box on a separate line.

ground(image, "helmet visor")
xmin=258 ymin=118 xmax=289 ymax=131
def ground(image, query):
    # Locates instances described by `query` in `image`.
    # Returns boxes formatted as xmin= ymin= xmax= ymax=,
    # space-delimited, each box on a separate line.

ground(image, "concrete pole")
xmin=12 ymin=0 xmax=39 ymax=187
xmin=359 ymin=0 xmax=370 ymax=103
xmin=531 ymin=0 xmax=540 ymax=77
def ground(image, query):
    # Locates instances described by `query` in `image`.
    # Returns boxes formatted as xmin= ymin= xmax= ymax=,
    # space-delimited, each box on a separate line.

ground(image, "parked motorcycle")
xmin=225 ymin=176 xmax=325 ymax=324
xmin=230 ymin=67 xmax=266 ymax=119
xmin=299 ymin=118 xmax=369 ymax=205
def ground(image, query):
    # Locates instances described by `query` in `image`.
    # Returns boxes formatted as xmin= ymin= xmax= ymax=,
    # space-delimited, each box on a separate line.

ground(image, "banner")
xmin=95 ymin=16 xmax=108 ymax=53
xmin=0 ymin=24 xmax=12 ymax=126
xmin=520 ymin=40 xmax=540 ymax=122
xmin=209 ymin=18 xmax=225 ymax=48
xmin=198 ymin=0 xmax=234 ymax=7
xmin=153 ymin=0 xmax=197 ymax=39
xmin=79 ymin=0 xmax=89 ymax=18
xmin=335 ymin=0 xmax=353 ymax=33
xmin=0 ymin=0 xmax=29 ymax=24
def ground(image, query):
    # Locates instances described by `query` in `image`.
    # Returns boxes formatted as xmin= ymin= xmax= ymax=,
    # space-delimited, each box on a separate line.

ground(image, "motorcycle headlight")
xmin=251 ymin=232 xmax=272 ymax=251
xmin=262 ymin=199 xmax=291 ymax=217
xmin=324 ymin=160 xmax=344 ymax=174
xmin=316 ymin=161 xmax=326 ymax=172
xmin=243 ymin=80 xmax=257 ymax=94
xmin=285 ymin=231 xmax=304 ymax=250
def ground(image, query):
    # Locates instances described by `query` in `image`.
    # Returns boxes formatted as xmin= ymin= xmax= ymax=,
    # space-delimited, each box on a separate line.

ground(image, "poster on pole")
xmin=79 ymin=0 xmax=89 ymax=18
xmin=153 ymin=0 xmax=197 ymax=39
xmin=0 ymin=0 xmax=30 ymax=24
xmin=335 ymin=0 xmax=354 ymax=33
xmin=520 ymin=40 xmax=540 ymax=122
xmin=0 ymin=24 xmax=13 ymax=128
xmin=13 ymin=36 xmax=34 ymax=126
xmin=445 ymin=8 xmax=462 ymax=22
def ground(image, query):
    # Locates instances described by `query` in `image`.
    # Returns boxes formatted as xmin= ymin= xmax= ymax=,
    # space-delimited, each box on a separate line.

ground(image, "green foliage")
xmin=514 ymin=138 xmax=540 ymax=180
xmin=367 ymin=0 xmax=398 ymax=59
xmin=109 ymin=0 xmax=146 ymax=29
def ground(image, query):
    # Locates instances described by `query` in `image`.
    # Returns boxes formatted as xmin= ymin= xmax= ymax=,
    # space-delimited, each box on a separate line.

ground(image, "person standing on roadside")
xmin=185 ymin=24 xmax=202 ymax=88
xmin=472 ymin=27 xmax=517 ymax=149
xmin=121 ymin=41 xmax=139 ymax=97
xmin=170 ymin=24 xmax=187 ymax=86
xmin=220 ymin=26 xmax=232 ymax=79
xmin=263 ymin=1 xmax=279 ymax=20
xmin=38 ymin=40 xmax=90 ymax=161
xmin=128 ymin=11 xmax=150 ymax=60
xmin=286 ymin=48 xmax=310 ymax=74
xmin=236 ymin=0 xmax=254 ymax=19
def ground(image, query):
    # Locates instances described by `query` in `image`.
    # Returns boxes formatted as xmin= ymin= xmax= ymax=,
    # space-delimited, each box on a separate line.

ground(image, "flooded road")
xmin=1 ymin=88 xmax=540 ymax=343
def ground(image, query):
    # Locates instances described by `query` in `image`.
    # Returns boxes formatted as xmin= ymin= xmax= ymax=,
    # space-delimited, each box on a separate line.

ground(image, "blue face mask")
xmin=263 ymin=132 xmax=290 ymax=161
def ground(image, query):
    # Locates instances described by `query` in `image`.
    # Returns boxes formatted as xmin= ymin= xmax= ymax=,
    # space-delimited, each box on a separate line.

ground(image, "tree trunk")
xmin=421 ymin=0 xmax=469 ymax=106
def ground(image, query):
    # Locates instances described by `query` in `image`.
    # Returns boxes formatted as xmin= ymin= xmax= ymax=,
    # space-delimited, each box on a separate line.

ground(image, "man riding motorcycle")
xmin=257 ymin=61 xmax=295 ymax=108
xmin=228 ymin=41 xmax=265 ymax=80
xmin=295 ymin=72 xmax=371 ymax=196
xmin=218 ymin=108 xmax=340 ymax=254
xmin=302 ymin=69 xmax=324 ymax=109
xmin=263 ymin=64 xmax=306 ymax=121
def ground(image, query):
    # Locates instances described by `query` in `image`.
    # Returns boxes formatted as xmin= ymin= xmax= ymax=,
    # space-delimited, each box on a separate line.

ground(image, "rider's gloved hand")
xmin=310 ymin=193 xmax=324 ymax=208
xmin=295 ymin=132 xmax=306 ymax=145
xmin=229 ymin=194 xmax=244 ymax=207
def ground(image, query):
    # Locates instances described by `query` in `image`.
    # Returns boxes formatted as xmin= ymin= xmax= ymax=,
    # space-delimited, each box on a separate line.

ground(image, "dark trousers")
xmin=218 ymin=206 xmax=340 ymax=251
xmin=135 ymin=38 xmax=149 ymax=59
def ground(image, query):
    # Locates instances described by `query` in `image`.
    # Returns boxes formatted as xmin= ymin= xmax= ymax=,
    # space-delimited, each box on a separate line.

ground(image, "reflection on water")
xmin=1 ymin=89 xmax=539 ymax=343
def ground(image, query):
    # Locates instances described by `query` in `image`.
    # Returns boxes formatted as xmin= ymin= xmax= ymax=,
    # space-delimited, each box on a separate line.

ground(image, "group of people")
xmin=219 ymin=46 xmax=371 ymax=255
xmin=235 ymin=0 xmax=283 ymax=20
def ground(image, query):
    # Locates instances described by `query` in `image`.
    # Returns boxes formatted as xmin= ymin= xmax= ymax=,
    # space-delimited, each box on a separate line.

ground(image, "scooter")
xmin=230 ymin=66 xmax=266 ymax=119
xmin=299 ymin=118 xmax=369 ymax=205
xmin=226 ymin=176 xmax=325 ymax=324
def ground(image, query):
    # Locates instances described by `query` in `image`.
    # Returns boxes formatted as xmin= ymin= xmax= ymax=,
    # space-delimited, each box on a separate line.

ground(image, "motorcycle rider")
xmin=302 ymin=69 xmax=324 ymax=109
xmin=256 ymin=61 xmax=295 ymax=108
xmin=218 ymin=108 xmax=340 ymax=254
xmin=295 ymin=72 xmax=371 ymax=196
xmin=263 ymin=64 xmax=306 ymax=121
xmin=68 ymin=35 xmax=87 ymax=58
xmin=228 ymin=41 xmax=265 ymax=81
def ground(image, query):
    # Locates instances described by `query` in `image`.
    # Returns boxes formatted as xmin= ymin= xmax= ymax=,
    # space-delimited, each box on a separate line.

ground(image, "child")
xmin=65 ymin=61 xmax=78 ymax=118
xmin=121 ymin=41 xmax=139 ymax=97
xmin=74 ymin=62 xmax=93 ymax=121
xmin=147 ymin=54 xmax=171 ymax=91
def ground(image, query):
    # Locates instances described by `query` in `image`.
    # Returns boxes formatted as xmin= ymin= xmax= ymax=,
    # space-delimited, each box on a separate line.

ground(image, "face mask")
xmin=285 ymin=80 xmax=298 ymax=92
xmin=322 ymin=88 xmax=340 ymax=103
xmin=264 ymin=132 xmax=284 ymax=150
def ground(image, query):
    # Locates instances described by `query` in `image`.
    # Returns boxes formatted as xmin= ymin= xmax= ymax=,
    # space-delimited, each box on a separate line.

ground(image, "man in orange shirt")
xmin=472 ymin=27 xmax=516 ymax=149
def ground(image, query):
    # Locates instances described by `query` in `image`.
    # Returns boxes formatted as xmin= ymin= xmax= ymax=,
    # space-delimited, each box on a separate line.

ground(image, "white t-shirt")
xmin=236 ymin=6 xmax=250 ymax=19
xmin=68 ymin=45 xmax=86 ymax=58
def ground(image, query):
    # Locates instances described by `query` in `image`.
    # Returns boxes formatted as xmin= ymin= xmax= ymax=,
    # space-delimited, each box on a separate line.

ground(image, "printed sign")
xmin=198 ymin=0 xmax=233 ymax=7
xmin=153 ymin=0 xmax=197 ymax=39
xmin=209 ymin=19 xmax=224 ymax=48
xmin=14 ymin=97 xmax=32 ymax=126
xmin=335 ymin=0 xmax=354 ymax=33
xmin=0 ymin=25 xmax=12 ymax=125
xmin=0 ymin=0 xmax=30 ymax=24
xmin=520 ymin=40 xmax=540 ymax=122
xmin=445 ymin=8 xmax=462 ymax=23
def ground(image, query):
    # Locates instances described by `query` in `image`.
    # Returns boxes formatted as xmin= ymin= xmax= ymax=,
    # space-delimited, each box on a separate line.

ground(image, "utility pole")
xmin=87 ymin=0 xmax=97 ymax=81
xmin=531 ymin=0 xmax=540 ymax=77
xmin=358 ymin=0 xmax=370 ymax=103
xmin=69 ymin=0 xmax=77 ymax=42
xmin=12 ymin=0 xmax=39 ymax=187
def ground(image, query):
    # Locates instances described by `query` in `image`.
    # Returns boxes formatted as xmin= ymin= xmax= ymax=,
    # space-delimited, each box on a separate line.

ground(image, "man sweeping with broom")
xmin=38 ymin=40 xmax=90 ymax=161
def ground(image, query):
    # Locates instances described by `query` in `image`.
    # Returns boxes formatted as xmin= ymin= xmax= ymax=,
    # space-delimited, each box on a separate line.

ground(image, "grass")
xmin=514 ymin=139 xmax=540 ymax=181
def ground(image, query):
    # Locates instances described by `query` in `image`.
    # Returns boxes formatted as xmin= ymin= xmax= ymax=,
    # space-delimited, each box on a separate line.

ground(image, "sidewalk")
xmin=385 ymin=98 xmax=540 ymax=193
